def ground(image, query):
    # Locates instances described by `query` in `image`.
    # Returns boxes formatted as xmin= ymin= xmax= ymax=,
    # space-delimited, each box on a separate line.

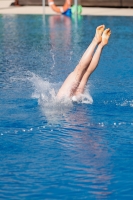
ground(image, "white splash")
xmin=80 ymin=92 xmax=93 ymax=104
xmin=29 ymin=72 xmax=93 ymax=123
xmin=29 ymin=72 xmax=93 ymax=104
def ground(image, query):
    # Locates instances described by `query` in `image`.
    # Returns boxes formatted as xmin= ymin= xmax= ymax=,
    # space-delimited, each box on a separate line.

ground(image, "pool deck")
xmin=0 ymin=0 xmax=133 ymax=16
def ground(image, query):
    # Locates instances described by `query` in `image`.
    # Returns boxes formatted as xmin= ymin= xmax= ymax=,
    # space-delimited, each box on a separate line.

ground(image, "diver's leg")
xmin=74 ymin=28 xmax=111 ymax=96
xmin=57 ymin=25 xmax=105 ymax=99
xmin=73 ymin=25 xmax=105 ymax=83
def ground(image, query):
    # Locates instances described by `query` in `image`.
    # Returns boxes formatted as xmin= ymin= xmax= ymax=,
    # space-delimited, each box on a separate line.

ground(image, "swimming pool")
xmin=0 ymin=14 xmax=133 ymax=199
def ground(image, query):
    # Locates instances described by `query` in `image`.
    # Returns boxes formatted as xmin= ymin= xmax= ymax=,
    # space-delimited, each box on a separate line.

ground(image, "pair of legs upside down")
xmin=57 ymin=25 xmax=111 ymax=101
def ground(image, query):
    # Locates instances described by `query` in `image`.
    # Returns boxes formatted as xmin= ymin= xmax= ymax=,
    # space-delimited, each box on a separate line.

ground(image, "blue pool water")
xmin=0 ymin=14 xmax=133 ymax=199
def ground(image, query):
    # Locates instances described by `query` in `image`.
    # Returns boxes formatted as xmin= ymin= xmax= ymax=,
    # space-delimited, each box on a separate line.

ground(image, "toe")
xmin=107 ymin=29 xmax=111 ymax=35
xmin=97 ymin=25 xmax=104 ymax=30
xmin=103 ymin=28 xmax=110 ymax=35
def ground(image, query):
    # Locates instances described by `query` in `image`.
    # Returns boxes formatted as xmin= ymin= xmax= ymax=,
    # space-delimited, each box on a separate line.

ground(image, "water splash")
xmin=29 ymin=72 xmax=93 ymax=103
xmin=28 ymin=72 xmax=72 ymax=123
xmin=28 ymin=72 xmax=93 ymax=123
xmin=10 ymin=71 xmax=93 ymax=123
xmin=50 ymin=45 xmax=56 ymax=70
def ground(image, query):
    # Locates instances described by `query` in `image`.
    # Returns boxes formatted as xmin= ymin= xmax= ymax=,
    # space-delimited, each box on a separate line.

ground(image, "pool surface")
xmin=0 ymin=14 xmax=133 ymax=199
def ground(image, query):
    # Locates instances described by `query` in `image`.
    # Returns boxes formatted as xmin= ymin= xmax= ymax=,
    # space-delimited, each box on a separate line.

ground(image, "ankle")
xmin=93 ymin=37 xmax=100 ymax=45
xmin=98 ymin=42 xmax=105 ymax=48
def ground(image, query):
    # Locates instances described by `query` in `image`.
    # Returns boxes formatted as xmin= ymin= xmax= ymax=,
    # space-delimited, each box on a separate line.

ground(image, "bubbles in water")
xmin=104 ymin=99 xmax=133 ymax=108
xmin=119 ymin=100 xmax=133 ymax=107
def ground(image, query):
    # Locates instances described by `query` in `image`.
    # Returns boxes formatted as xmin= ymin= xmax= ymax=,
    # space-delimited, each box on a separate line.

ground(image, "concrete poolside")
xmin=0 ymin=0 xmax=133 ymax=15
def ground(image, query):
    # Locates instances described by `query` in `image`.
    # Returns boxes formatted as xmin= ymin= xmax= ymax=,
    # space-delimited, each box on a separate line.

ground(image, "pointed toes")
xmin=104 ymin=28 xmax=111 ymax=36
xmin=97 ymin=24 xmax=105 ymax=31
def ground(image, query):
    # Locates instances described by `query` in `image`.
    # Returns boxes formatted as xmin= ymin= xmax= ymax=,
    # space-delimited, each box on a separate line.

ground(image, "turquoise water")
xmin=0 ymin=15 xmax=133 ymax=199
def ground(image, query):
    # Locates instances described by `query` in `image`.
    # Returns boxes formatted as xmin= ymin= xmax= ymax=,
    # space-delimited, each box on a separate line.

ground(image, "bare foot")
xmin=101 ymin=28 xmax=111 ymax=46
xmin=94 ymin=25 xmax=105 ymax=43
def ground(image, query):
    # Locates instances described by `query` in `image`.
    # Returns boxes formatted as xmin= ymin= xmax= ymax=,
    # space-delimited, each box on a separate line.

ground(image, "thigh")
xmin=57 ymin=71 xmax=80 ymax=99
